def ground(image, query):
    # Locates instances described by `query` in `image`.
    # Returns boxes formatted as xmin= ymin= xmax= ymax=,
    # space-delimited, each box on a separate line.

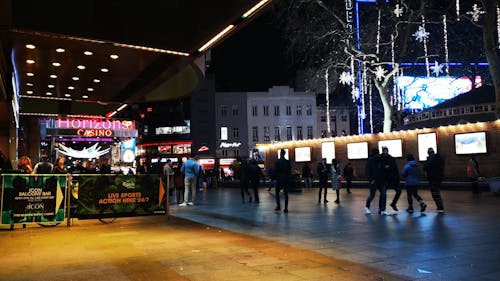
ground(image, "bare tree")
xmin=277 ymin=0 xmax=499 ymax=133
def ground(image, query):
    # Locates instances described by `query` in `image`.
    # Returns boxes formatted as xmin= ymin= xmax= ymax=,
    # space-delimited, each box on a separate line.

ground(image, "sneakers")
xmin=406 ymin=208 xmax=414 ymax=214
xmin=437 ymin=209 xmax=445 ymax=213
xmin=274 ymin=207 xmax=281 ymax=211
xmin=420 ymin=203 xmax=427 ymax=213
xmin=364 ymin=207 xmax=372 ymax=214
xmin=334 ymin=199 xmax=339 ymax=204
xmin=187 ymin=202 xmax=194 ymax=206
xmin=324 ymin=199 xmax=329 ymax=203
xmin=390 ymin=203 xmax=399 ymax=211
xmin=379 ymin=210 xmax=393 ymax=215
xmin=178 ymin=202 xmax=187 ymax=206
xmin=283 ymin=209 xmax=288 ymax=213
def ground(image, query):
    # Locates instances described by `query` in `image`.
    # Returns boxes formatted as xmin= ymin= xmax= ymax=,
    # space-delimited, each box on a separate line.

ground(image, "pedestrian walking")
xmin=302 ymin=162 xmax=312 ymax=188
xmin=179 ymin=154 xmax=199 ymax=206
xmin=364 ymin=148 xmax=392 ymax=215
xmin=467 ymin=155 xmax=481 ymax=194
xmin=274 ymin=149 xmax=291 ymax=212
xmin=317 ymin=158 xmax=329 ymax=203
xmin=330 ymin=159 xmax=342 ymax=203
xmin=423 ymin=147 xmax=445 ymax=213
xmin=343 ymin=162 xmax=354 ymax=193
xmin=381 ymin=147 xmax=401 ymax=212
xmin=249 ymin=159 xmax=262 ymax=203
xmin=239 ymin=158 xmax=252 ymax=203
xmin=173 ymin=166 xmax=185 ymax=204
xmin=401 ymin=154 xmax=426 ymax=213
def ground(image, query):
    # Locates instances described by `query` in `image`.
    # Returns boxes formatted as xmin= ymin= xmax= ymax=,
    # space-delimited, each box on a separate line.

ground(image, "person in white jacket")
xmin=330 ymin=159 xmax=342 ymax=204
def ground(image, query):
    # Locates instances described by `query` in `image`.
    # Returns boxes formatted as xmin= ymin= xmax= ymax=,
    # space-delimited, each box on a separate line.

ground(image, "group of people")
xmin=364 ymin=146 xmax=444 ymax=215
xmin=13 ymin=155 xmax=113 ymax=176
xmin=314 ymin=158 xmax=353 ymax=204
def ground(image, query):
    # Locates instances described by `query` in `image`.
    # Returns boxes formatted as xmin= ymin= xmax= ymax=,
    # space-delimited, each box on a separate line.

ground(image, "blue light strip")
xmin=355 ymin=0 xmax=364 ymax=134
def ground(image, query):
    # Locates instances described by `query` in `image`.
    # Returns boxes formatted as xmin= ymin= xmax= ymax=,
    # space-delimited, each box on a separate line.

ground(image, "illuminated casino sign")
xmin=77 ymin=129 xmax=113 ymax=137
xmin=45 ymin=118 xmax=138 ymax=138
xmin=56 ymin=118 xmax=135 ymax=130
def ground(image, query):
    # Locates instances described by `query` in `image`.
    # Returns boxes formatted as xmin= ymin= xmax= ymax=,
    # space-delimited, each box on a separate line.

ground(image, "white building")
xmin=316 ymin=105 xmax=351 ymax=137
xmin=246 ymin=86 xmax=317 ymax=156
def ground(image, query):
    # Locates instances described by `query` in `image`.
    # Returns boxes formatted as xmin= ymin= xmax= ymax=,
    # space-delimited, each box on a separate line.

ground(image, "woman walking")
xmin=330 ymin=159 xmax=342 ymax=204
xmin=401 ymin=154 xmax=426 ymax=213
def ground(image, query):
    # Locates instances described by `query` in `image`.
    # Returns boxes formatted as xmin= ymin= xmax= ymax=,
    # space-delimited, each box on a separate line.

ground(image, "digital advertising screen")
xmin=455 ymin=132 xmax=487 ymax=154
xmin=347 ymin=142 xmax=368 ymax=160
xmin=321 ymin=142 xmax=335 ymax=164
xmin=294 ymin=147 xmax=311 ymax=162
xmin=417 ymin=132 xmax=437 ymax=161
xmin=378 ymin=139 xmax=403 ymax=158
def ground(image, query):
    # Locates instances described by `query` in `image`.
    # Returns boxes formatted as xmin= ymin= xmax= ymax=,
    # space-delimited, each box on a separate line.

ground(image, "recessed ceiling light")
xmin=26 ymin=83 xmax=33 ymax=86
xmin=87 ymin=88 xmax=94 ymax=91
xmin=50 ymin=75 xmax=57 ymax=79
xmin=56 ymin=48 xmax=65 ymax=53
xmin=48 ymin=85 xmax=55 ymax=88
xmin=27 ymin=73 xmax=34 ymax=76
xmin=93 ymin=79 xmax=101 ymax=83
xmin=25 ymin=44 xmax=36 ymax=49
xmin=46 ymin=92 xmax=53 ymax=96
xmin=68 ymin=86 xmax=75 ymax=90
xmin=27 ymin=90 xmax=33 ymax=94
xmin=82 ymin=95 xmax=89 ymax=99
xmin=65 ymin=94 xmax=71 ymax=97
xmin=52 ymin=62 xmax=61 ymax=67
xmin=100 ymin=68 xmax=109 ymax=72
xmin=110 ymin=54 xmax=119 ymax=59
xmin=26 ymin=59 xmax=35 ymax=64
xmin=72 ymin=77 xmax=79 ymax=81
xmin=84 ymin=51 xmax=93 ymax=55
xmin=77 ymin=65 xmax=86 ymax=70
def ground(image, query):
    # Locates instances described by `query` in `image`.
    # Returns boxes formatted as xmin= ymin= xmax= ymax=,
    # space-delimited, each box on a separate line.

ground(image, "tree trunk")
xmin=482 ymin=0 xmax=500 ymax=118
xmin=375 ymin=83 xmax=393 ymax=133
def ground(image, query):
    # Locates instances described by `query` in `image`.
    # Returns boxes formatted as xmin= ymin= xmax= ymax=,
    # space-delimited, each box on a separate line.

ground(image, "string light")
xmin=497 ymin=6 xmax=500 ymax=49
xmin=376 ymin=9 xmax=381 ymax=55
xmin=422 ymin=15 xmax=430 ymax=77
xmin=456 ymin=0 xmax=460 ymax=20
xmin=443 ymin=15 xmax=450 ymax=75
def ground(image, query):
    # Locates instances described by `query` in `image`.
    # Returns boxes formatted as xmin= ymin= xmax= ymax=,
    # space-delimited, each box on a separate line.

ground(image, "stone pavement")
xmin=1 ymin=186 xmax=499 ymax=281
xmin=170 ymin=186 xmax=500 ymax=281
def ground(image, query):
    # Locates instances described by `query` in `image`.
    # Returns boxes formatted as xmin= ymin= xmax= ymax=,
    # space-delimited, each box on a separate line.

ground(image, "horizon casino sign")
xmin=49 ymin=118 xmax=137 ymax=138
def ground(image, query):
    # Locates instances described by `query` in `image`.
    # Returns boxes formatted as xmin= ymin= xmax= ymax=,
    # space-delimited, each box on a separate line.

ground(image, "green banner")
xmin=1 ymin=174 xmax=67 ymax=225
xmin=75 ymin=174 xmax=166 ymax=219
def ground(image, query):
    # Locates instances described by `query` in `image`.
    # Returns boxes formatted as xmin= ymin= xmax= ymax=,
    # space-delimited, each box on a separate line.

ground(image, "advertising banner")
xmin=1 ymin=174 xmax=67 ymax=225
xmin=75 ymin=174 xmax=166 ymax=219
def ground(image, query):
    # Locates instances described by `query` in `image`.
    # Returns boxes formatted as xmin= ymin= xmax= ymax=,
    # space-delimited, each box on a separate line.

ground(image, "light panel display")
xmin=417 ymin=132 xmax=437 ymax=161
xmin=378 ymin=139 xmax=403 ymax=158
xmin=347 ymin=142 xmax=368 ymax=160
xmin=321 ymin=142 xmax=335 ymax=164
xmin=295 ymin=147 xmax=311 ymax=162
xmin=455 ymin=132 xmax=487 ymax=154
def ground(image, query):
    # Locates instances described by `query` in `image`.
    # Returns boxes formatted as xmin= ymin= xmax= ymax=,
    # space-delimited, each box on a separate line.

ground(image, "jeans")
xmin=366 ymin=182 xmax=387 ymax=212
xmin=183 ymin=176 xmax=197 ymax=203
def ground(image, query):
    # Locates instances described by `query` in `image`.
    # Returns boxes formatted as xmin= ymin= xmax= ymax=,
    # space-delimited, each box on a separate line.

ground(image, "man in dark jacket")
xmin=316 ymin=158 xmax=329 ymax=203
xmin=382 ymin=147 xmax=401 ymax=211
xmin=274 ymin=149 xmax=291 ymax=212
xmin=423 ymin=147 xmax=445 ymax=212
xmin=365 ymin=148 xmax=392 ymax=215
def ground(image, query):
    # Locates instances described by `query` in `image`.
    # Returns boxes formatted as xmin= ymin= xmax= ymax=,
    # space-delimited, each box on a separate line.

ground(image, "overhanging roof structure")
xmin=0 ymin=0 xmax=274 ymax=117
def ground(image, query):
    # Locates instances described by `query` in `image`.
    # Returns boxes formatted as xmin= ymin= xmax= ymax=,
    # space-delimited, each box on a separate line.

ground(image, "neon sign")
xmin=77 ymin=129 xmax=113 ymax=137
xmin=56 ymin=118 xmax=135 ymax=130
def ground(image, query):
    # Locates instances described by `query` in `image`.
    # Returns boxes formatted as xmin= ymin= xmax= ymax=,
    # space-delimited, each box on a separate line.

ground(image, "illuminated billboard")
xmin=294 ymin=147 xmax=311 ymax=162
xmin=455 ymin=132 xmax=487 ymax=155
xmin=417 ymin=133 xmax=437 ymax=161
xmin=321 ymin=142 xmax=335 ymax=164
xmin=378 ymin=139 xmax=403 ymax=158
xmin=347 ymin=142 xmax=368 ymax=160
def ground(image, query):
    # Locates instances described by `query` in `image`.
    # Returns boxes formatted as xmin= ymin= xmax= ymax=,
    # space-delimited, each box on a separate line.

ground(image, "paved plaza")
xmin=1 ymin=185 xmax=499 ymax=281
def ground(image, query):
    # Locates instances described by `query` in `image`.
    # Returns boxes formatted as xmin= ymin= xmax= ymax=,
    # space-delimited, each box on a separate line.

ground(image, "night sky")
xmin=209 ymin=10 xmax=295 ymax=92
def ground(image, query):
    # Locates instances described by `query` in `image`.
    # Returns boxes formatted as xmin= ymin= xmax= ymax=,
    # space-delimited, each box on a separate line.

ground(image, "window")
xmin=296 ymin=105 xmax=302 ymax=116
xmin=286 ymin=105 xmax=292 ymax=116
xmin=286 ymin=126 xmax=292 ymax=140
xmin=252 ymin=105 xmax=258 ymax=116
xmin=330 ymin=115 xmax=336 ymax=122
xmin=297 ymin=126 xmax=303 ymax=140
xmin=234 ymin=150 xmax=240 ymax=157
xmin=274 ymin=105 xmax=280 ymax=116
xmin=252 ymin=126 xmax=259 ymax=142
xmin=220 ymin=127 xmax=228 ymax=141
xmin=221 ymin=105 xmax=227 ymax=117
xmin=307 ymin=126 xmax=313 ymax=139
xmin=222 ymin=150 xmax=228 ymax=157
xmin=232 ymin=106 xmax=239 ymax=116
xmin=341 ymin=115 xmax=347 ymax=122
xmin=320 ymin=115 xmax=326 ymax=122
xmin=274 ymin=126 xmax=281 ymax=141
xmin=264 ymin=126 xmax=270 ymax=141
xmin=233 ymin=127 xmax=239 ymax=138
xmin=263 ymin=105 xmax=269 ymax=116
xmin=306 ymin=105 xmax=312 ymax=115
